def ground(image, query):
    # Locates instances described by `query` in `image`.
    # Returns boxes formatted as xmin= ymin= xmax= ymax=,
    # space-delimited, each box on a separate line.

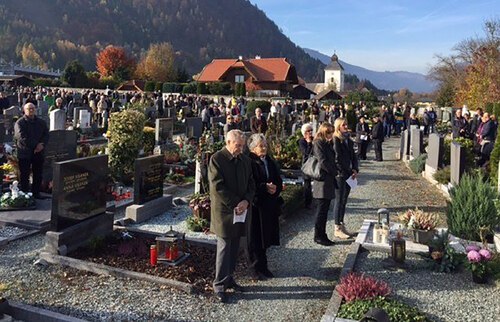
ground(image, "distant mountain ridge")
xmin=303 ymin=48 xmax=436 ymax=93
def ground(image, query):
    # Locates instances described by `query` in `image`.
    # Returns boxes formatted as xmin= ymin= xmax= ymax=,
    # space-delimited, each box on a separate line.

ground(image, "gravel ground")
xmin=0 ymin=226 xmax=28 ymax=239
xmin=1 ymin=137 xmax=490 ymax=322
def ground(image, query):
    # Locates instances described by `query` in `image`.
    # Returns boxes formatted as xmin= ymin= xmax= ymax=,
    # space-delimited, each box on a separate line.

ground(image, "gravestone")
xmin=155 ymin=118 xmax=174 ymax=145
xmin=210 ymin=116 xmax=225 ymax=126
xmin=450 ymin=142 xmax=465 ymax=186
xmin=401 ymin=129 xmax=411 ymax=158
xmin=7 ymin=95 xmax=18 ymax=107
xmin=67 ymin=103 xmax=76 ymax=120
xmin=125 ymin=155 xmax=171 ymax=223
xmin=426 ymin=134 xmax=443 ymax=171
xmin=49 ymin=109 xmax=66 ymax=131
xmin=165 ymin=107 xmax=176 ymax=118
xmin=2 ymin=113 xmax=15 ymax=142
xmin=42 ymin=130 xmax=77 ymax=191
xmin=50 ymin=155 xmax=109 ymax=231
xmin=73 ymin=106 xmax=90 ymax=127
xmin=185 ymin=117 xmax=203 ymax=138
xmin=79 ymin=110 xmax=91 ymax=129
xmin=4 ymin=106 xmax=21 ymax=118
xmin=410 ymin=128 xmax=423 ymax=158
xmin=37 ymin=101 xmax=49 ymax=118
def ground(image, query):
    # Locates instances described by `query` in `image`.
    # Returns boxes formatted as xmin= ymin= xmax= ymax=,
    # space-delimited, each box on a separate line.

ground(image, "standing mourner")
xmin=298 ymin=123 xmax=314 ymax=209
xmin=452 ymin=108 xmax=468 ymax=138
xmin=208 ymin=129 xmax=256 ymax=303
xmin=355 ymin=116 xmax=370 ymax=160
xmin=332 ymin=118 xmax=358 ymax=239
xmin=312 ymin=123 xmax=338 ymax=246
xmin=246 ymin=134 xmax=282 ymax=280
xmin=250 ymin=108 xmax=268 ymax=134
xmin=14 ymin=103 xmax=49 ymax=199
xmin=477 ymin=113 xmax=497 ymax=167
xmin=371 ymin=115 xmax=384 ymax=161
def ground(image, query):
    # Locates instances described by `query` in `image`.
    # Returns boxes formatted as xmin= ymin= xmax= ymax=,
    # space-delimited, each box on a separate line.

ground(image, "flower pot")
xmin=471 ymin=273 xmax=488 ymax=284
xmin=410 ymin=229 xmax=435 ymax=245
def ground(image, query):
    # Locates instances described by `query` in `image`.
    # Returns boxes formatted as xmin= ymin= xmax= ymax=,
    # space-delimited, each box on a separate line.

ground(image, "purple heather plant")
xmin=466 ymin=246 xmax=492 ymax=278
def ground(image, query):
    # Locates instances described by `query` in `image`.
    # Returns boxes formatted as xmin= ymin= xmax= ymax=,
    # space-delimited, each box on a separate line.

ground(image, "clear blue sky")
xmin=249 ymin=0 xmax=499 ymax=74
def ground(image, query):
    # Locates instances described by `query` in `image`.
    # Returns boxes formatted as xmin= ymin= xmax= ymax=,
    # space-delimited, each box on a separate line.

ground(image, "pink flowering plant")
xmin=465 ymin=245 xmax=492 ymax=278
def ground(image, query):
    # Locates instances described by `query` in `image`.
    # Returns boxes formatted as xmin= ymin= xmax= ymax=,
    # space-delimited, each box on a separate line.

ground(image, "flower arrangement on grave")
xmin=164 ymin=145 xmax=181 ymax=164
xmin=266 ymin=129 xmax=302 ymax=170
xmin=0 ymin=181 xmax=35 ymax=208
xmin=188 ymin=193 xmax=211 ymax=221
xmin=465 ymin=245 xmax=492 ymax=283
xmin=398 ymin=208 xmax=439 ymax=231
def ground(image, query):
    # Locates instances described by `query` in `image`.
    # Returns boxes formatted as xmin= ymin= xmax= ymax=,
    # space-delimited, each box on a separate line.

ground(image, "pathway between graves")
xmin=0 ymin=136 xmax=449 ymax=321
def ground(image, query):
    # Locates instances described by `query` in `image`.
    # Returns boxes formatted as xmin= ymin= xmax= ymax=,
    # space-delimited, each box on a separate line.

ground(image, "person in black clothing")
xmin=452 ymin=109 xmax=468 ymax=138
xmin=13 ymin=103 xmax=49 ymax=198
xmin=0 ymin=92 xmax=10 ymax=114
xmin=477 ymin=113 xmax=497 ymax=167
xmin=298 ymin=123 xmax=314 ymax=208
xmin=312 ymin=123 xmax=338 ymax=246
xmin=245 ymin=134 xmax=282 ymax=280
xmin=332 ymin=118 xmax=358 ymax=239
xmin=371 ymin=116 xmax=384 ymax=161
xmin=408 ymin=113 xmax=420 ymax=128
xmin=355 ymin=116 xmax=370 ymax=160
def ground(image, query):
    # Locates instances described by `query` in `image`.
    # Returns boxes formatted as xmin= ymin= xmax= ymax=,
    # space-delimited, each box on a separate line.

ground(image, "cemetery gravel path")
xmin=0 ymin=137 xmax=449 ymax=321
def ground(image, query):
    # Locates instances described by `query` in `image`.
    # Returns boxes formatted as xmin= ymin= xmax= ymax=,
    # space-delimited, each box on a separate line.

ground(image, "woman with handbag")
xmin=332 ymin=118 xmax=358 ymax=239
xmin=298 ymin=123 xmax=314 ymax=209
xmin=311 ymin=123 xmax=338 ymax=246
xmin=245 ymin=133 xmax=282 ymax=279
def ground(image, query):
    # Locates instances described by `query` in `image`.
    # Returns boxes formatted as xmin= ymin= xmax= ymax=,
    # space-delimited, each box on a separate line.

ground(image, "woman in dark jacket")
xmin=371 ymin=115 xmax=384 ymax=161
xmin=355 ymin=115 xmax=370 ymax=160
xmin=312 ymin=122 xmax=337 ymax=246
xmin=246 ymin=133 xmax=283 ymax=279
xmin=333 ymin=118 xmax=359 ymax=239
xmin=298 ymin=123 xmax=314 ymax=208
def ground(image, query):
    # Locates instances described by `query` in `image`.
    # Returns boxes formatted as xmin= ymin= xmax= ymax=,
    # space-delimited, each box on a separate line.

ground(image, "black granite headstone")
xmin=426 ymin=134 xmax=443 ymax=170
xmin=450 ymin=142 xmax=465 ymax=186
xmin=51 ymin=155 xmax=109 ymax=231
xmin=185 ymin=117 xmax=203 ymax=138
xmin=155 ymin=118 xmax=174 ymax=145
xmin=134 ymin=155 xmax=164 ymax=205
xmin=42 ymin=130 xmax=78 ymax=190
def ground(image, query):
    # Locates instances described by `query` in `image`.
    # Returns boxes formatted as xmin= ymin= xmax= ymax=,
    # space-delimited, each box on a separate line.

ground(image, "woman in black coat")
xmin=312 ymin=122 xmax=337 ymax=246
xmin=355 ymin=116 xmax=370 ymax=160
xmin=298 ymin=123 xmax=314 ymax=208
xmin=246 ymin=133 xmax=283 ymax=279
xmin=371 ymin=116 xmax=384 ymax=161
xmin=333 ymin=118 xmax=359 ymax=239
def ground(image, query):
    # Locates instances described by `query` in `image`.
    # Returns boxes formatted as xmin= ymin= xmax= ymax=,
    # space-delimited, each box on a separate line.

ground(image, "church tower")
xmin=324 ymin=53 xmax=344 ymax=92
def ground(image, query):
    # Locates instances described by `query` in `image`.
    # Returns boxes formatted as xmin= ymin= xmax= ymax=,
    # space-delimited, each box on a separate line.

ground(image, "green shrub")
xmin=345 ymin=107 xmax=357 ymax=132
xmin=208 ymin=82 xmax=232 ymax=95
xmin=163 ymin=82 xmax=183 ymax=93
xmin=409 ymin=153 xmax=427 ymax=174
xmin=246 ymin=100 xmax=272 ymax=116
xmin=142 ymin=126 xmax=155 ymax=155
xmin=186 ymin=216 xmax=209 ymax=232
xmin=144 ymin=81 xmax=155 ymax=92
xmin=433 ymin=166 xmax=450 ymax=185
xmin=488 ymin=128 xmax=500 ymax=186
xmin=182 ymin=82 xmax=197 ymax=94
xmin=234 ymin=82 xmax=246 ymax=96
xmin=447 ymin=173 xmax=500 ymax=241
xmin=108 ymin=109 xmax=145 ymax=183
xmin=155 ymin=82 xmax=163 ymax=92
xmin=338 ymin=296 xmax=430 ymax=322
xmin=443 ymin=137 xmax=475 ymax=169
xmin=196 ymin=82 xmax=208 ymax=95
xmin=281 ymin=184 xmax=304 ymax=218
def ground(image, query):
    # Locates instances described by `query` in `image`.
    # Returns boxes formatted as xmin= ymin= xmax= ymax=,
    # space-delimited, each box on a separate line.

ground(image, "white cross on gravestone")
xmin=50 ymin=109 xmax=66 ymax=131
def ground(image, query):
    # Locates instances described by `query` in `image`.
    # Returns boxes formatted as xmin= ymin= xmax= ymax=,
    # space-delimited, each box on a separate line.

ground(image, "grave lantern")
xmin=391 ymin=231 xmax=406 ymax=263
xmin=377 ymin=208 xmax=390 ymax=226
xmin=156 ymin=226 xmax=190 ymax=266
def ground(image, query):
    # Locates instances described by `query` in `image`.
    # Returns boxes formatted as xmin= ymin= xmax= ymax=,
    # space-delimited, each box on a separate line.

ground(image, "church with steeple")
xmin=323 ymin=53 xmax=344 ymax=92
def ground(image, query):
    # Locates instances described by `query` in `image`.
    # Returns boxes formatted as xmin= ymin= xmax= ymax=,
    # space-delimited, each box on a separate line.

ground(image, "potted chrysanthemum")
xmin=465 ymin=245 xmax=492 ymax=284
xmin=0 ymin=181 xmax=35 ymax=209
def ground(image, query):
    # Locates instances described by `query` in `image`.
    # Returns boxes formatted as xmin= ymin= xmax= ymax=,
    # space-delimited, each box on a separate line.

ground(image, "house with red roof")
xmin=196 ymin=57 xmax=299 ymax=96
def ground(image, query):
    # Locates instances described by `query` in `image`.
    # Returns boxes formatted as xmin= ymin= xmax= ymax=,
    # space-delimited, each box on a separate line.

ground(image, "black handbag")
xmin=301 ymin=155 xmax=323 ymax=180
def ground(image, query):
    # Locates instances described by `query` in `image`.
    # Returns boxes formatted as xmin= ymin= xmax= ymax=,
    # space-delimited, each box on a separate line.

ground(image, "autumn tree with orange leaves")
xmin=96 ymin=45 xmax=136 ymax=81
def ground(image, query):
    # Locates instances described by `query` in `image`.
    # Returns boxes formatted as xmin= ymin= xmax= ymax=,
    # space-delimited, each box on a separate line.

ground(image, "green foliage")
xmin=142 ymin=126 xmax=155 ymax=155
xmin=144 ymin=81 xmax=155 ymax=92
xmin=163 ymin=82 xmax=184 ymax=93
xmin=488 ymin=127 xmax=500 ymax=186
xmin=186 ymin=216 xmax=209 ymax=232
xmin=196 ymin=82 xmax=208 ymax=95
xmin=409 ymin=153 xmax=427 ymax=174
xmin=345 ymin=107 xmax=357 ymax=132
xmin=155 ymin=82 xmax=163 ymax=92
xmin=182 ymin=82 xmax=197 ymax=94
xmin=208 ymin=82 xmax=232 ymax=95
xmin=338 ymin=296 xmax=430 ymax=322
xmin=62 ymin=60 xmax=87 ymax=87
xmin=489 ymin=253 xmax=500 ymax=281
xmin=435 ymin=81 xmax=455 ymax=107
xmin=99 ymin=76 xmax=119 ymax=90
xmin=246 ymin=100 xmax=272 ymax=116
xmin=268 ymin=129 xmax=302 ymax=169
xmin=433 ymin=166 xmax=451 ymax=185
xmin=280 ymin=184 xmax=304 ymax=217
xmin=33 ymin=78 xmax=63 ymax=87
xmin=108 ymin=109 xmax=145 ymax=182
xmin=234 ymin=82 xmax=246 ymax=96
xmin=442 ymin=137 xmax=475 ymax=169
xmin=447 ymin=173 xmax=500 ymax=241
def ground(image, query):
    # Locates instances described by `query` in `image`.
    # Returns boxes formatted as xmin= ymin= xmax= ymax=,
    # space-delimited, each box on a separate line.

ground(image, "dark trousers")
xmin=303 ymin=177 xmax=312 ymax=207
xmin=333 ymin=177 xmax=351 ymax=225
xmin=18 ymin=153 xmax=44 ymax=196
xmin=373 ymin=139 xmax=383 ymax=161
xmin=314 ymin=198 xmax=332 ymax=239
xmin=245 ymin=210 xmax=268 ymax=274
xmin=358 ymin=141 xmax=368 ymax=160
xmin=213 ymin=236 xmax=240 ymax=293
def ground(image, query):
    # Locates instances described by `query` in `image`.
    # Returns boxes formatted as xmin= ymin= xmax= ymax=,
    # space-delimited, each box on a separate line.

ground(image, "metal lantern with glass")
xmin=156 ymin=226 xmax=190 ymax=266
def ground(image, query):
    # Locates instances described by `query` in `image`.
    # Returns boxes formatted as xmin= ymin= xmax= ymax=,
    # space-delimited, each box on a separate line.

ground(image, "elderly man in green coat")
xmin=208 ymin=129 xmax=255 ymax=303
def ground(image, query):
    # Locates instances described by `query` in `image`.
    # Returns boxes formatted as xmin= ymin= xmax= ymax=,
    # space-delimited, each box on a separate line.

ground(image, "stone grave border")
xmin=1 ymin=299 xmax=86 ymax=322
xmin=39 ymin=227 xmax=216 ymax=294
xmin=0 ymin=223 xmax=39 ymax=247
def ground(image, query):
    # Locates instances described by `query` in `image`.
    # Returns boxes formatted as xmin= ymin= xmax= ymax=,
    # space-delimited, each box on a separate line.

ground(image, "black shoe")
xmin=215 ymin=291 xmax=227 ymax=303
xmin=314 ymin=237 xmax=334 ymax=246
xmin=228 ymin=283 xmax=245 ymax=292
xmin=261 ymin=268 xmax=274 ymax=278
